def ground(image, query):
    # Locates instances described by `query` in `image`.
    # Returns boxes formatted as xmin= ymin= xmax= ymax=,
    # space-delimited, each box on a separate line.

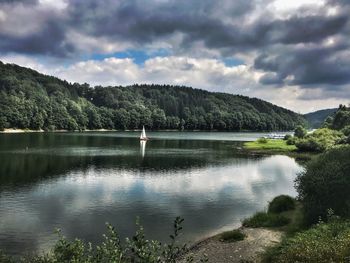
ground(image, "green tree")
xmin=294 ymin=125 xmax=307 ymax=138
xmin=296 ymin=146 xmax=350 ymax=225
xmin=0 ymin=116 xmax=7 ymax=131
xmin=152 ymin=109 xmax=166 ymax=129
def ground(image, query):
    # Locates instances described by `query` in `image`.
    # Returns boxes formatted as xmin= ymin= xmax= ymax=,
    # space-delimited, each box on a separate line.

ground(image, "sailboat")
xmin=140 ymin=126 xmax=149 ymax=141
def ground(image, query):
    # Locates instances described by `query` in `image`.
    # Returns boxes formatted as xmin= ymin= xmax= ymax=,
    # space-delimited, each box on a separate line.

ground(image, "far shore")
xmin=0 ymin=128 xmax=293 ymax=134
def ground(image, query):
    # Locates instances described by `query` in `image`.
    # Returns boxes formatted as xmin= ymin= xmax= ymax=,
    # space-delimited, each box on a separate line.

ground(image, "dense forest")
xmin=304 ymin=108 xmax=337 ymax=128
xmin=0 ymin=61 xmax=306 ymax=131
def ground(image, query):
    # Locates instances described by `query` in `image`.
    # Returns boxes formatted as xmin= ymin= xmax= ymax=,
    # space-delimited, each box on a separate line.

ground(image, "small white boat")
xmin=140 ymin=126 xmax=149 ymax=141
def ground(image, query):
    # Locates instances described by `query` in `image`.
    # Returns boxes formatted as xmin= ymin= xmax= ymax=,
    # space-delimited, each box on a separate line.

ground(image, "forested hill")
xmin=0 ymin=61 xmax=305 ymax=131
xmin=304 ymin=108 xmax=337 ymax=128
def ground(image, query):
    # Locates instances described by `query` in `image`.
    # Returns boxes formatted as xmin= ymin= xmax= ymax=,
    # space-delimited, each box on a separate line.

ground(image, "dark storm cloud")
xmin=0 ymin=21 xmax=75 ymax=56
xmin=255 ymin=35 xmax=350 ymax=86
xmin=65 ymin=0 xmax=347 ymax=52
xmin=0 ymin=0 xmax=37 ymax=3
xmin=0 ymin=0 xmax=350 ymax=90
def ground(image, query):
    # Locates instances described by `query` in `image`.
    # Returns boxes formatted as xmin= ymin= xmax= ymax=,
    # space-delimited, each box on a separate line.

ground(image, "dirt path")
xmin=178 ymin=227 xmax=283 ymax=263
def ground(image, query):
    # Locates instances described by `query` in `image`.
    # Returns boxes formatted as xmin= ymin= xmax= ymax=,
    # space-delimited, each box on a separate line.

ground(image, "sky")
xmin=0 ymin=0 xmax=349 ymax=113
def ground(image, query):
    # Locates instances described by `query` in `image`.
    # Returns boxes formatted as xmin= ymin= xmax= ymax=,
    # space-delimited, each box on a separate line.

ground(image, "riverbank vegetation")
xmin=294 ymin=105 xmax=350 ymax=152
xmin=244 ymin=105 xmax=350 ymax=154
xmin=260 ymin=145 xmax=350 ymax=262
xmin=0 ymin=61 xmax=305 ymax=132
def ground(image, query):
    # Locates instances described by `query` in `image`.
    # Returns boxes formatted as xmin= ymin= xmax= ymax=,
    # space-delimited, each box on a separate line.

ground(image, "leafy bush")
xmin=283 ymin=134 xmax=292 ymax=140
xmin=268 ymin=195 xmax=296 ymax=214
xmin=294 ymin=125 xmax=307 ymax=138
xmin=242 ymin=212 xmax=290 ymax=228
xmin=295 ymin=128 xmax=345 ymax=152
xmin=265 ymin=219 xmax=350 ymax=263
xmin=286 ymin=137 xmax=295 ymax=145
xmin=0 ymin=217 xmax=197 ymax=263
xmin=296 ymin=146 xmax=350 ymax=225
xmin=219 ymin=230 xmax=246 ymax=242
xmin=341 ymin=125 xmax=350 ymax=136
xmin=257 ymin=137 xmax=268 ymax=143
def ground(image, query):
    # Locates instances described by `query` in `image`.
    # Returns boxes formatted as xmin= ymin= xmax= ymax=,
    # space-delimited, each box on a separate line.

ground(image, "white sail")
xmin=140 ymin=126 xmax=147 ymax=140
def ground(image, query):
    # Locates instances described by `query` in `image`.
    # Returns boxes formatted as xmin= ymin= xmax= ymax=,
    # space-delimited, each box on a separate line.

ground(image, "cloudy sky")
xmin=0 ymin=0 xmax=349 ymax=113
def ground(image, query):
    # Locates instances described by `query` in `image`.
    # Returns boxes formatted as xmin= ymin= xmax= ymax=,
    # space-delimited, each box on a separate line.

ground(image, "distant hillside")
xmin=304 ymin=108 xmax=337 ymax=128
xmin=0 ymin=61 xmax=305 ymax=131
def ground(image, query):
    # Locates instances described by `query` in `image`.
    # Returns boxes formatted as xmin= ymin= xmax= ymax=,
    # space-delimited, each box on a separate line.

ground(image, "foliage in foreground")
xmin=0 ymin=217 xmax=199 ymax=263
xmin=263 ymin=216 xmax=350 ymax=263
xmin=219 ymin=230 xmax=246 ymax=243
xmin=296 ymin=145 xmax=350 ymax=225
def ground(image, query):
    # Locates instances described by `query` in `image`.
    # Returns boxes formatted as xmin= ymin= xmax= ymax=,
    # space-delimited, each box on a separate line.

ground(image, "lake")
xmin=0 ymin=131 xmax=302 ymax=257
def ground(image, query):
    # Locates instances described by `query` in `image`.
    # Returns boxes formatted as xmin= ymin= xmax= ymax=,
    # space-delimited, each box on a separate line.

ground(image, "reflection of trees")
xmin=0 ymin=133 xmax=265 ymax=189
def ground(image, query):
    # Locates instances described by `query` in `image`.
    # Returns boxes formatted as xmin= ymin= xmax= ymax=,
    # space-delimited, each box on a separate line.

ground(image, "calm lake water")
xmin=0 ymin=131 xmax=301 ymax=257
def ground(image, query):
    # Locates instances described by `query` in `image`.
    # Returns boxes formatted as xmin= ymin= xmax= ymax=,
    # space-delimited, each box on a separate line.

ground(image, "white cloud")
xmin=1 ymin=53 xmax=346 ymax=113
xmin=53 ymin=56 xmax=259 ymax=95
xmin=271 ymin=0 xmax=325 ymax=12
xmin=38 ymin=0 xmax=68 ymax=10
xmin=0 ymin=54 xmax=50 ymax=73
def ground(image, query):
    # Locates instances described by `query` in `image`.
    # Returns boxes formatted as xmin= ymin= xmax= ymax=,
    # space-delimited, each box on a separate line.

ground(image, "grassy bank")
xmin=244 ymin=138 xmax=297 ymax=153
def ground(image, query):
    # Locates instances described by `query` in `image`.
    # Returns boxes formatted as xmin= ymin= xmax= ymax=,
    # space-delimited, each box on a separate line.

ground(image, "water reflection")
xmin=0 ymin=132 xmax=302 ymax=257
xmin=140 ymin=140 xmax=147 ymax=158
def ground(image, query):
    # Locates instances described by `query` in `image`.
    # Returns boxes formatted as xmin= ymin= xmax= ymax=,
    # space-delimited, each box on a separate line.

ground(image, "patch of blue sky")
xmin=89 ymin=49 xmax=171 ymax=65
xmin=223 ymin=57 xmax=245 ymax=67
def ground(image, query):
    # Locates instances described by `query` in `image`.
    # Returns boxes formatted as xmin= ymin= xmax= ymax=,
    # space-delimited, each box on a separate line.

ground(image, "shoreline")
xmin=0 ymin=128 xmax=295 ymax=134
xmin=180 ymin=226 xmax=283 ymax=262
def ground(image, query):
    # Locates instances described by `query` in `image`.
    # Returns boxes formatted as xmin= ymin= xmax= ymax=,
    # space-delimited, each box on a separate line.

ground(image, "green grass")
xmin=244 ymin=139 xmax=297 ymax=152
xmin=219 ymin=229 xmax=246 ymax=243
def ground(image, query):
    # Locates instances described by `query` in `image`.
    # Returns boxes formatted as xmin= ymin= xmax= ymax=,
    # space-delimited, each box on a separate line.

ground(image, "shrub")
xmin=268 ymin=195 xmax=296 ymax=214
xmin=341 ymin=125 xmax=350 ymax=136
xmin=296 ymin=146 xmax=350 ymax=225
xmin=267 ymin=219 xmax=350 ymax=263
xmin=294 ymin=125 xmax=307 ymax=138
xmin=295 ymin=128 xmax=345 ymax=152
xmin=257 ymin=137 xmax=268 ymax=143
xmin=219 ymin=230 xmax=246 ymax=242
xmin=242 ymin=212 xmax=290 ymax=228
xmin=286 ymin=137 xmax=295 ymax=145
xmin=283 ymin=134 xmax=292 ymax=140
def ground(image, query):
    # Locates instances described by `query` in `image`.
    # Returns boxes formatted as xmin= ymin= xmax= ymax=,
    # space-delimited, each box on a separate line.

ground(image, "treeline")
xmin=0 ymin=61 xmax=305 ymax=131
